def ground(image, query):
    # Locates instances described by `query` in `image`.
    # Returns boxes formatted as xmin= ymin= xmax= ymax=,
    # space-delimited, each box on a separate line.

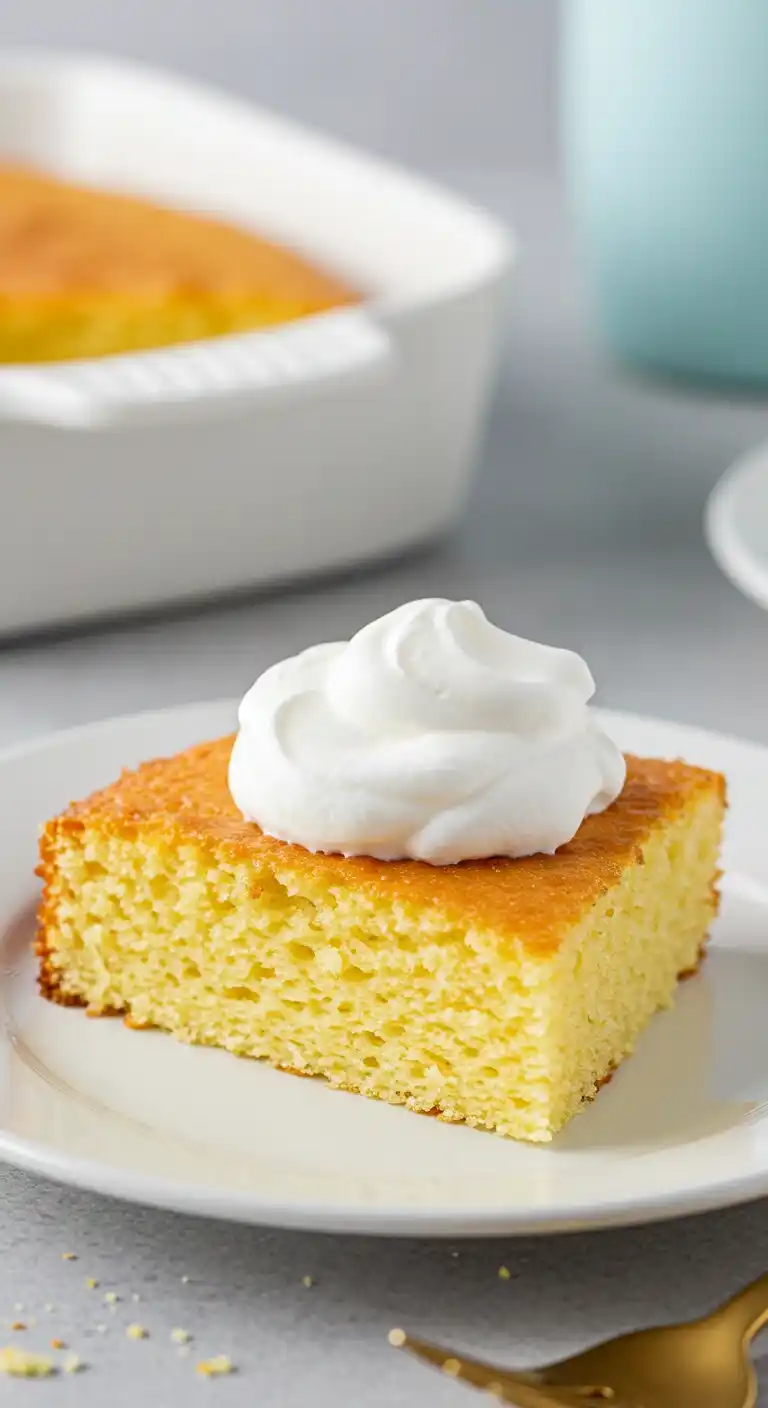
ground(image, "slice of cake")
xmin=37 ymin=740 xmax=724 ymax=1142
xmin=0 ymin=164 xmax=356 ymax=363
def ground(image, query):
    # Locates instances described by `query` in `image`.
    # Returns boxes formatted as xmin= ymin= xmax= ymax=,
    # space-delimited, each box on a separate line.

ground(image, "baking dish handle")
xmin=0 ymin=307 xmax=393 ymax=430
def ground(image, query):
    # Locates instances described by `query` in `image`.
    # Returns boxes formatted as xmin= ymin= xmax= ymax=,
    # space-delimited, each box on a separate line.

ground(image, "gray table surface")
xmin=5 ymin=2 xmax=768 ymax=1403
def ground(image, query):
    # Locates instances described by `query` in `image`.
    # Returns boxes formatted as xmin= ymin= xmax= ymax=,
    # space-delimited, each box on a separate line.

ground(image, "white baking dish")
xmin=0 ymin=52 xmax=512 ymax=635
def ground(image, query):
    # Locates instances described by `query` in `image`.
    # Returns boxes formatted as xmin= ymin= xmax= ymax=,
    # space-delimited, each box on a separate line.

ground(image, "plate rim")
xmin=2 ymin=698 xmax=768 ymax=1238
xmin=706 ymin=438 xmax=768 ymax=612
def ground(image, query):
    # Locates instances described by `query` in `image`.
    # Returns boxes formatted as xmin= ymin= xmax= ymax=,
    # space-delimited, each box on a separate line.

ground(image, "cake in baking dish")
xmin=0 ymin=164 xmax=356 ymax=362
xmin=36 ymin=739 xmax=725 ymax=1143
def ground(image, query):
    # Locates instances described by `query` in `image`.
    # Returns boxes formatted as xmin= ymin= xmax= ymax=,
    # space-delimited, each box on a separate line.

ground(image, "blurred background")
xmin=1 ymin=0 xmax=558 ymax=168
xmin=2 ymin=0 xmax=768 ymax=744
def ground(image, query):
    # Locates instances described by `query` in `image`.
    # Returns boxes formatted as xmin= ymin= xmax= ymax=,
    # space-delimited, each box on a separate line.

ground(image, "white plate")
xmin=706 ymin=440 xmax=768 ymax=611
xmin=2 ymin=700 xmax=768 ymax=1237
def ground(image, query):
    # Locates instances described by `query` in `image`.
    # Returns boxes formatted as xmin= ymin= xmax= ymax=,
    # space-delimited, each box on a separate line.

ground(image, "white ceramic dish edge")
xmin=0 ymin=50 xmax=513 ymax=431
xmin=0 ymin=53 xmax=513 ymax=632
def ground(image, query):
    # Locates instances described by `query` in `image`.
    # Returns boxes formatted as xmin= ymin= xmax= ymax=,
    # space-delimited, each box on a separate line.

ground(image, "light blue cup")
xmin=562 ymin=1 xmax=768 ymax=385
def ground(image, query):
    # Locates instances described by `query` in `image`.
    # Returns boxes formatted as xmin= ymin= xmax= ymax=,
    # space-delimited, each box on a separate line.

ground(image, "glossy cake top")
xmin=0 ymin=164 xmax=356 ymax=303
xmin=47 ymin=736 xmax=726 ymax=949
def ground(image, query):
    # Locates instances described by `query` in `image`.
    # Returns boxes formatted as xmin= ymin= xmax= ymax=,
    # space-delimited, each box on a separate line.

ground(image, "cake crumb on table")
xmin=0 ymin=1347 xmax=54 ymax=1377
xmin=85 ymin=1278 xmax=99 ymax=1290
xmin=63 ymin=1353 xmax=84 ymax=1375
xmin=10 ymin=1322 xmax=26 ymax=1332
xmin=497 ymin=1265 xmax=512 ymax=1281
xmin=301 ymin=1275 xmax=315 ymax=1289
xmin=388 ymin=1329 xmax=406 ymax=1348
xmin=61 ymin=1252 xmax=77 ymax=1262
xmin=171 ymin=1328 xmax=191 ymax=1345
xmin=196 ymin=1355 xmax=234 ymax=1377
xmin=50 ymin=1338 xmax=66 ymax=1350
xmin=126 ymin=1324 xmax=148 ymax=1340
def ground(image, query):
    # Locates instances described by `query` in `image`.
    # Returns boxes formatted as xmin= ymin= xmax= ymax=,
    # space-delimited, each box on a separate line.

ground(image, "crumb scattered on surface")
xmin=301 ymin=1276 xmax=315 ymax=1289
xmin=497 ymin=1266 xmax=511 ymax=1281
xmin=63 ymin=1353 xmax=84 ymax=1375
xmin=196 ymin=1355 xmax=233 ymax=1377
xmin=181 ymin=1275 xmax=190 ymax=1284
xmin=85 ymin=1279 xmax=99 ymax=1290
xmin=388 ymin=1328 xmax=406 ymax=1348
xmin=442 ymin=1357 xmax=461 ymax=1378
xmin=61 ymin=1253 xmax=77 ymax=1262
xmin=50 ymin=1339 xmax=66 ymax=1350
xmin=0 ymin=1347 xmax=54 ymax=1377
xmin=171 ymin=1328 xmax=191 ymax=1344
xmin=126 ymin=1324 xmax=147 ymax=1340
xmin=104 ymin=1292 xmax=120 ymax=1305
xmin=10 ymin=1322 xmax=26 ymax=1332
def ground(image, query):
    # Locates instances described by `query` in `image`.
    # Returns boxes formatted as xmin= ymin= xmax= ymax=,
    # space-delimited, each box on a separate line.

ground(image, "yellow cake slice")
xmin=0 ymin=165 xmax=356 ymax=363
xmin=36 ymin=738 xmax=725 ymax=1142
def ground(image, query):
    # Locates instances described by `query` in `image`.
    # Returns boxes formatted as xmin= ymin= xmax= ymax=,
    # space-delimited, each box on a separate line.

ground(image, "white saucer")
xmin=2 ymin=699 xmax=768 ymax=1237
xmin=706 ymin=440 xmax=768 ymax=611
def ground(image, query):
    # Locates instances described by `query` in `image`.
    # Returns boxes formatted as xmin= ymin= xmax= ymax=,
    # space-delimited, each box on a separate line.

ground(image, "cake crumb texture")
xmin=196 ymin=1355 xmax=234 ymax=1377
xmin=0 ymin=1347 xmax=54 ymax=1377
xmin=37 ymin=738 xmax=725 ymax=1142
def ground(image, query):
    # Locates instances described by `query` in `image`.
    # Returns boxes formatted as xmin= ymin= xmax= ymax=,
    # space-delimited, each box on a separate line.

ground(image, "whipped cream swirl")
xmin=228 ymin=599 xmax=626 ymax=865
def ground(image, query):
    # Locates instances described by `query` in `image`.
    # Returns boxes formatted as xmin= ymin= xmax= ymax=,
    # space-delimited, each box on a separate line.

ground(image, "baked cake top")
xmin=0 ymin=164 xmax=356 ymax=305
xmin=44 ymin=736 xmax=725 ymax=952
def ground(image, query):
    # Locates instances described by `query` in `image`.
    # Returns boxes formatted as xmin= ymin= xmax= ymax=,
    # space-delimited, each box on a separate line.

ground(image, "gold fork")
xmin=390 ymin=1271 xmax=768 ymax=1407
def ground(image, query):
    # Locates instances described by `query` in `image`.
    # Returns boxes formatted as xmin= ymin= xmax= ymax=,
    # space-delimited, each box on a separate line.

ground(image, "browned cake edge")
xmin=0 ymin=163 xmax=358 ymax=307
xmin=35 ymin=741 xmax=726 ymax=1015
xmin=38 ymin=738 xmax=726 ymax=937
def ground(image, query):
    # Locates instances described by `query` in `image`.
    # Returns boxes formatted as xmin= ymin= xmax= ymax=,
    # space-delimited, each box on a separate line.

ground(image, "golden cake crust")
xmin=0 ymin=165 xmax=355 ymax=303
xmin=0 ymin=164 xmax=357 ymax=361
xmin=37 ymin=735 xmax=725 ymax=963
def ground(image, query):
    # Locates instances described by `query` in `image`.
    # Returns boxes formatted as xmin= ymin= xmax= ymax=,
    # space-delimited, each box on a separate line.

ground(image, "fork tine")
xmin=388 ymin=1331 xmax=605 ymax=1407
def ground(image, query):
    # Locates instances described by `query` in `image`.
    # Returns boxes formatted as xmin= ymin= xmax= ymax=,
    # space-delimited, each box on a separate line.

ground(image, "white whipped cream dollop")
xmin=228 ymin=599 xmax=626 ymax=866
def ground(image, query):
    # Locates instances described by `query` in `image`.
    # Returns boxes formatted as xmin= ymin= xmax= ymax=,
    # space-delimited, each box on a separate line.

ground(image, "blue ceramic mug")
xmin=562 ymin=1 xmax=768 ymax=385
